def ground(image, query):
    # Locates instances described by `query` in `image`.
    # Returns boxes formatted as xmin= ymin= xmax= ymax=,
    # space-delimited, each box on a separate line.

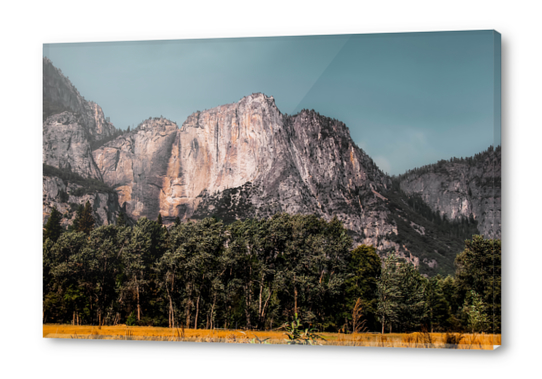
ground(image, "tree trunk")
xmin=210 ymin=295 xmax=217 ymax=330
xmin=194 ymin=294 xmax=200 ymax=329
xmin=294 ymin=273 xmax=298 ymax=316
xmin=136 ymin=279 xmax=141 ymax=322
xmin=382 ymin=315 xmax=385 ymax=334
xmin=258 ymin=274 xmax=263 ymax=328
xmin=166 ymin=283 xmax=174 ymax=328
xmin=261 ymin=288 xmax=272 ymax=328
xmin=186 ymin=283 xmax=192 ymax=328
xmin=245 ymin=284 xmax=251 ymax=329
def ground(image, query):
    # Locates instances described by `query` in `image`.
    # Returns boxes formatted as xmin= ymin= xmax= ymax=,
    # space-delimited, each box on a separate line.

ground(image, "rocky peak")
xmin=43 ymin=57 xmax=117 ymax=142
xmin=42 ymin=59 xmax=500 ymax=276
xmin=43 ymin=111 xmax=102 ymax=180
xmin=136 ymin=117 xmax=178 ymax=132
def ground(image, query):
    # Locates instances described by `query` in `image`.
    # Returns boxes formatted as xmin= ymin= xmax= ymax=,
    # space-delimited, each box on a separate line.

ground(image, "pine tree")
xmin=44 ymin=207 xmax=63 ymax=242
xmin=71 ymin=204 xmax=84 ymax=232
xmin=376 ymin=253 xmax=402 ymax=333
xmin=78 ymin=201 xmax=95 ymax=235
xmin=423 ymin=275 xmax=450 ymax=332
xmin=157 ymin=213 xmax=163 ymax=226
xmin=174 ymin=216 xmax=180 ymax=226
xmin=117 ymin=212 xmax=127 ymax=227
xmin=396 ymin=262 xmax=426 ymax=332
xmin=462 ymin=290 xmax=489 ymax=333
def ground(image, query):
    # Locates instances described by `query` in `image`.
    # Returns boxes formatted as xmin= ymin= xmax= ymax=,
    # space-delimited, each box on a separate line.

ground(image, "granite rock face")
xmin=43 ymin=57 xmax=117 ymax=142
xmin=92 ymin=117 xmax=178 ymax=219
xmin=43 ymin=58 xmax=121 ymax=228
xmin=43 ymin=58 xmax=501 ymax=276
xmin=397 ymin=147 xmax=501 ymax=239
xmin=94 ymin=94 xmax=398 ymax=253
xmin=43 ymin=112 xmax=102 ymax=180
xmin=43 ymin=175 xmax=121 ymax=230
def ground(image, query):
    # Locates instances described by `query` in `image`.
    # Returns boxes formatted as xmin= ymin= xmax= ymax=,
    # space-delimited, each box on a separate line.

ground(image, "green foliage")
xmin=76 ymin=201 xmax=94 ymax=235
xmin=384 ymin=187 xmax=480 ymax=276
xmin=116 ymin=212 xmax=127 ymax=227
xmin=44 ymin=206 xmax=63 ymax=243
xmin=345 ymin=245 xmax=381 ymax=331
xmin=284 ymin=313 xmax=325 ymax=345
xmin=462 ymin=290 xmax=489 ymax=333
xmin=396 ymin=262 xmax=426 ymax=332
xmin=454 ymin=236 xmax=501 ymax=333
xmin=126 ymin=312 xmax=137 ymax=326
xmin=42 ymin=216 xmax=501 ymax=335
xmin=376 ymin=254 xmax=402 ymax=333
xmin=423 ymin=275 xmax=451 ymax=332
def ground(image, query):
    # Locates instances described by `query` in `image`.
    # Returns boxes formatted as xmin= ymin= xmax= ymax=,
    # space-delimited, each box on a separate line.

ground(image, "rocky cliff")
xmin=43 ymin=58 xmax=501 ymax=276
xmin=92 ymin=117 xmax=178 ymax=219
xmin=93 ymin=94 xmax=400 ymax=254
xmin=43 ymin=57 xmax=117 ymax=141
xmin=43 ymin=175 xmax=121 ymax=230
xmin=43 ymin=58 xmax=123 ymax=229
xmin=397 ymin=146 xmax=501 ymax=239
xmin=43 ymin=112 xmax=102 ymax=179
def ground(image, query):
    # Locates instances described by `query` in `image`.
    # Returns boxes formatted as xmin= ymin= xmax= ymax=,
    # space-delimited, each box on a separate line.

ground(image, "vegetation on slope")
xmin=43 ymin=212 xmax=500 ymax=334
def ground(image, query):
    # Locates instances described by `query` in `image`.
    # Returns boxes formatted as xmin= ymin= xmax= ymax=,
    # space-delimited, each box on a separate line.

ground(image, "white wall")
xmin=0 ymin=1 xmax=539 ymax=378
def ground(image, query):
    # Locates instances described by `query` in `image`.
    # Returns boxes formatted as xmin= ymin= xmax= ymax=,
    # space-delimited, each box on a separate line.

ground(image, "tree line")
xmin=43 ymin=203 xmax=500 ymax=334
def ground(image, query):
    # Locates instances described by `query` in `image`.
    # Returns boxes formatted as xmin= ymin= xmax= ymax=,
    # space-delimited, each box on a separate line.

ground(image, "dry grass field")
xmin=43 ymin=324 xmax=500 ymax=349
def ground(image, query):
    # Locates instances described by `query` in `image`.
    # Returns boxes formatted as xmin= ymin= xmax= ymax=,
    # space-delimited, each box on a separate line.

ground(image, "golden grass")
xmin=43 ymin=324 xmax=500 ymax=349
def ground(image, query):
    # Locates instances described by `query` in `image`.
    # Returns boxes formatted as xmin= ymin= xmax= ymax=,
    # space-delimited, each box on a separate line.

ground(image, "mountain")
xmin=43 ymin=57 xmax=117 ymax=142
xmin=396 ymin=146 xmax=501 ymax=239
xmin=93 ymin=94 xmax=398 ymax=250
xmin=43 ymin=58 xmax=123 ymax=227
xmin=42 ymin=58 xmax=501 ymax=276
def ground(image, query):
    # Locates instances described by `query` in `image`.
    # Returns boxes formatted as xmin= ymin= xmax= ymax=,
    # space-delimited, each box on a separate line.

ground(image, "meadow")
xmin=43 ymin=325 xmax=500 ymax=349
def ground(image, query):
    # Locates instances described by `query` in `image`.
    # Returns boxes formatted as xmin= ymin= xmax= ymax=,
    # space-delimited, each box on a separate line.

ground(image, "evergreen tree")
xmin=77 ymin=201 xmax=95 ymax=235
xmin=423 ymin=275 xmax=450 ymax=332
xmin=396 ymin=262 xmax=426 ymax=332
xmin=345 ymin=245 xmax=381 ymax=331
xmin=462 ymin=290 xmax=489 ymax=333
xmin=174 ymin=216 xmax=181 ymax=226
xmin=116 ymin=212 xmax=127 ymax=227
xmin=455 ymin=236 xmax=501 ymax=333
xmin=71 ymin=204 xmax=84 ymax=232
xmin=376 ymin=253 xmax=402 ymax=333
xmin=44 ymin=207 xmax=63 ymax=242
xmin=157 ymin=213 xmax=163 ymax=226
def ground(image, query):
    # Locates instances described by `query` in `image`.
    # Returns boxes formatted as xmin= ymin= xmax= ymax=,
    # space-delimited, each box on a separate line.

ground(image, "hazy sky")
xmin=43 ymin=30 xmax=500 ymax=175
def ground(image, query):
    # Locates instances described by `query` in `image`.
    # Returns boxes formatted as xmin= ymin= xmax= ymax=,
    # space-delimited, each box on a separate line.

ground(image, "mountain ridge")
xmin=42 ymin=59 xmax=500 ymax=276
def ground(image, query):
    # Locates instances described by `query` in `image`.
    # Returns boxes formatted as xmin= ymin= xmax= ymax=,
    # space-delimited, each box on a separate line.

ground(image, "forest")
xmin=43 ymin=202 xmax=501 ymax=335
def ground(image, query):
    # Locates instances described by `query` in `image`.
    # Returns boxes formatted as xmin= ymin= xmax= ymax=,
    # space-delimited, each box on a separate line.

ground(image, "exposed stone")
xmin=43 ymin=112 xmax=102 ymax=180
xmin=43 ymin=56 xmax=501 ymax=276
xmin=43 ymin=57 xmax=117 ymax=143
xmin=43 ymin=175 xmax=121 ymax=229
xmin=398 ymin=147 xmax=501 ymax=239
xmin=93 ymin=117 xmax=178 ymax=220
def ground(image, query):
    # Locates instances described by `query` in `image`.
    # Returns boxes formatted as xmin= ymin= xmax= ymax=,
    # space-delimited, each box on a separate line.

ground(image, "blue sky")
xmin=44 ymin=30 xmax=500 ymax=175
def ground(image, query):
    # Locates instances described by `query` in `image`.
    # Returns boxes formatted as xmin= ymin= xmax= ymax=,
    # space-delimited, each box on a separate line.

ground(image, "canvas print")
xmin=42 ymin=30 xmax=501 ymax=349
